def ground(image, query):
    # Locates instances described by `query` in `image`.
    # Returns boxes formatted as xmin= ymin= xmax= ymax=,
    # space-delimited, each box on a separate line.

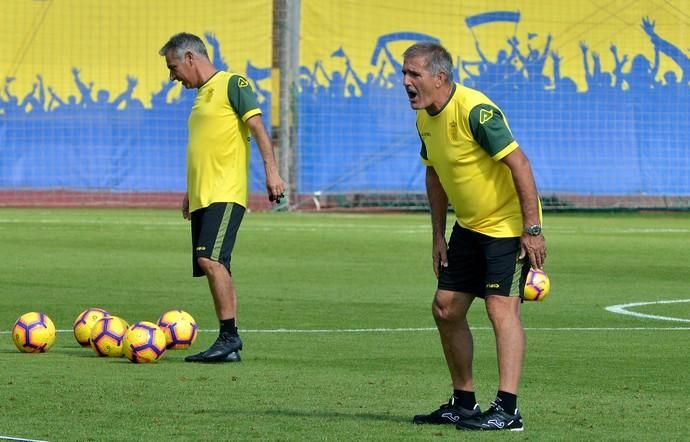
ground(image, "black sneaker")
xmin=412 ymin=397 xmax=481 ymax=425
xmin=184 ymin=333 xmax=243 ymax=363
xmin=184 ymin=350 xmax=241 ymax=363
xmin=456 ymin=402 xmax=523 ymax=431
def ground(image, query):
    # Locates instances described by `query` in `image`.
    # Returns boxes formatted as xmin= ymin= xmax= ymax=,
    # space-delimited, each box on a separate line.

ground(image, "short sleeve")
xmin=468 ymin=104 xmax=516 ymax=159
xmin=227 ymin=75 xmax=261 ymax=121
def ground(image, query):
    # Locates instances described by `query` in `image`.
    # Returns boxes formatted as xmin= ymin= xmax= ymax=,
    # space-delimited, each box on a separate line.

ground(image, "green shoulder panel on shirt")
xmin=468 ymin=104 xmax=515 ymax=158
xmin=227 ymin=74 xmax=261 ymax=121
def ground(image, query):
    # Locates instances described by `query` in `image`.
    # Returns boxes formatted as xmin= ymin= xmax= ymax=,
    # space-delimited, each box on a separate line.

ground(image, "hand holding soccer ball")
xmin=523 ymin=268 xmax=551 ymax=301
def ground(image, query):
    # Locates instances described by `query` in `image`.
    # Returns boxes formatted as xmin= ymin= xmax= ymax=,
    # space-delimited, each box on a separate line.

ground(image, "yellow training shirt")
xmin=418 ymin=84 xmax=527 ymax=237
xmin=187 ymin=71 xmax=261 ymax=212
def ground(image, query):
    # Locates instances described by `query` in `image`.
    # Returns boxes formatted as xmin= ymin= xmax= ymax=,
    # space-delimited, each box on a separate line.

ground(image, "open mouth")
xmin=406 ymin=89 xmax=418 ymax=100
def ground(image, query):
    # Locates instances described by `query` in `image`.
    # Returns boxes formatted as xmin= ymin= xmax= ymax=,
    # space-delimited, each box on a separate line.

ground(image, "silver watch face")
xmin=526 ymin=225 xmax=542 ymax=235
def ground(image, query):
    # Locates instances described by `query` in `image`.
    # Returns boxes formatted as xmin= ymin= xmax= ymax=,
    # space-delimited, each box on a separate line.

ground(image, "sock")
xmin=453 ymin=390 xmax=477 ymax=410
xmin=495 ymin=391 xmax=518 ymax=414
xmin=219 ymin=318 xmax=238 ymax=336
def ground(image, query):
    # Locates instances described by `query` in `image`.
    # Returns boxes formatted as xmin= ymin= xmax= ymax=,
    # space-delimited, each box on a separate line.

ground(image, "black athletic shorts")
xmin=190 ymin=202 xmax=246 ymax=277
xmin=438 ymin=222 xmax=530 ymax=299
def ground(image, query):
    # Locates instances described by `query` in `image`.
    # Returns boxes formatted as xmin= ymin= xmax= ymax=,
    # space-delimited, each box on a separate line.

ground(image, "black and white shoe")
xmin=456 ymin=401 xmax=523 ymax=431
xmin=412 ymin=397 xmax=481 ymax=425
xmin=184 ymin=333 xmax=243 ymax=363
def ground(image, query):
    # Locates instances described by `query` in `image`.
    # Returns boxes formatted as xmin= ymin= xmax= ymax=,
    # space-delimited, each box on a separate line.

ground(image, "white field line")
xmin=215 ymin=326 xmax=689 ymax=332
xmin=0 ymin=218 xmax=430 ymax=233
xmin=1 ymin=326 xmax=689 ymax=336
xmin=0 ymin=436 xmax=50 ymax=442
xmin=605 ymin=299 xmax=690 ymax=323
xmin=4 ymin=299 xmax=689 ymax=334
xmin=0 ymin=217 xmax=688 ymax=234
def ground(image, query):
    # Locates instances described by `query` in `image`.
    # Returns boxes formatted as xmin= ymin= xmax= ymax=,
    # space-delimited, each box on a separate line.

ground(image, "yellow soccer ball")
xmin=12 ymin=312 xmax=56 ymax=353
xmin=73 ymin=308 xmax=109 ymax=347
xmin=90 ymin=316 xmax=129 ymax=357
xmin=157 ymin=309 xmax=198 ymax=349
xmin=523 ymin=268 xmax=551 ymax=301
xmin=122 ymin=321 xmax=167 ymax=363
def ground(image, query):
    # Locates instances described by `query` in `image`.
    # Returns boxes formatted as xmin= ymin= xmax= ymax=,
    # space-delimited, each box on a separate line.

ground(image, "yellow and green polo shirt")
xmin=187 ymin=71 xmax=261 ymax=212
xmin=418 ymin=83 xmax=530 ymax=237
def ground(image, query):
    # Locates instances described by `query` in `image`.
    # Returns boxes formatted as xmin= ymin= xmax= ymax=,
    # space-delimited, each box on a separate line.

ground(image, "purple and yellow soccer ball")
xmin=90 ymin=316 xmax=129 ymax=357
xmin=73 ymin=307 xmax=110 ymax=347
xmin=12 ymin=312 xmax=56 ymax=353
xmin=157 ymin=309 xmax=198 ymax=349
xmin=523 ymin=268 xmax=551 ymax=301
xmin=123 ymin=321 xmax=167 ymax=363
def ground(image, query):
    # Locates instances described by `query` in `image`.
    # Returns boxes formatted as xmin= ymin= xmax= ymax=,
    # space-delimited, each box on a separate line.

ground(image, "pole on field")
xmin=272 ymin=0 xmax=300 ymax=210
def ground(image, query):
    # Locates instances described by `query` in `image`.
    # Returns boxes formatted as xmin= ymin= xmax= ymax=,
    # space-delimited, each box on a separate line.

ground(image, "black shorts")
xmin=190 ymin=202 xmax=246 ymax=277
xmin=438 ymin=222 xmax=530 ymax=299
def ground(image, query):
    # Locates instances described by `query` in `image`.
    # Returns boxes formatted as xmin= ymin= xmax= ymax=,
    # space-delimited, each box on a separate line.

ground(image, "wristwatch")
xmin=524 ymin=224 xmax=542 ymax=236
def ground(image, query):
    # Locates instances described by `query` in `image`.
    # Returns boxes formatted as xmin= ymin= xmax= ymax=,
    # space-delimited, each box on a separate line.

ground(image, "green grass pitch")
xmin=1 ymin=209 xmax=689 ymax=440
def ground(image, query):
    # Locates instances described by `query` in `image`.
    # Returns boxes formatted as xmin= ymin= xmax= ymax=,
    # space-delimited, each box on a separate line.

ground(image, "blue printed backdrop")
xmin=1 ymin=3 xmax=689 ymax=197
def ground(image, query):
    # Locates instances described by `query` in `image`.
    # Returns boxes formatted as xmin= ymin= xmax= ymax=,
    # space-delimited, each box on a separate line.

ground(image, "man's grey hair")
xmin=403 ymin=42 xmax=454 ymax=84
xmin=159 ymin=32 xmax=209 ymax=60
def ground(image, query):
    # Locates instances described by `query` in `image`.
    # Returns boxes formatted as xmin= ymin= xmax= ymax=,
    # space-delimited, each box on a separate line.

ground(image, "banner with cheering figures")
xmin=0 ymin=1 xmax=688 ymax=200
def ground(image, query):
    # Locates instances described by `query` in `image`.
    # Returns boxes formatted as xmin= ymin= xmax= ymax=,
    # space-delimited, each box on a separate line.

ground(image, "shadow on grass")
xmin=266 ymin=409 xmax=410 ymax=423
xmin=0 ymin=347 xmax=89 ymax=356
xmin=184 ymin=407 xmax=410 ymax=424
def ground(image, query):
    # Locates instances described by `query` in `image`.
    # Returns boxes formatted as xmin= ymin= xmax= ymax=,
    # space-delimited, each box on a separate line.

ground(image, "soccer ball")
xmin=90 ymin=316 xmax=128 ymax=357
xmin=73 ymin=308 xmax=110 ymax=346
xmin=115 ymin=316 xmax=130 ymax=329
xmin=157 ymin=310 xmax=198 ymax=349
xmin=523 ymin=268 xmax=551 ymax=301
xmin=12 ymin=312 xmax=56 ymax=353
xmin=122 ymin=321 xmax=167 ymax=363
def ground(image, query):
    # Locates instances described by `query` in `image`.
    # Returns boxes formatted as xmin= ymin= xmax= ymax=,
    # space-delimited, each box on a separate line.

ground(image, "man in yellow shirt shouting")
xmin=403 ymin=42 xmax=546 ymax=431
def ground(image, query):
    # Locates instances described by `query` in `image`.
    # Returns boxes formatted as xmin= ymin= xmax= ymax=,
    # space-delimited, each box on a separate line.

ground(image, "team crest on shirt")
xmin=238 ymin=77 xmax=249 ymax=88
xmin=205 ymin=87 xmax=214 ymax=102
xmin=479 ymin=108 xmax=494 ymax=124
xmin=448 ymin=121 xmax=459 ymax=142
